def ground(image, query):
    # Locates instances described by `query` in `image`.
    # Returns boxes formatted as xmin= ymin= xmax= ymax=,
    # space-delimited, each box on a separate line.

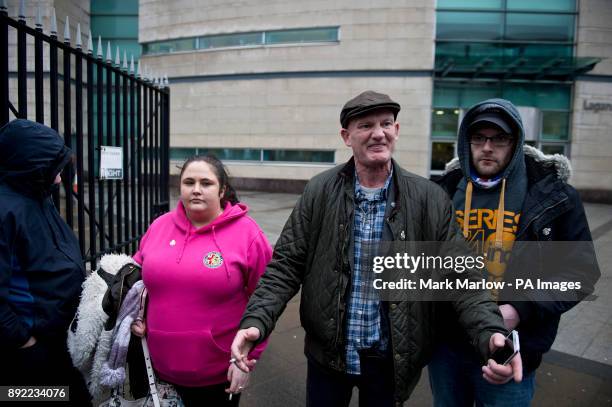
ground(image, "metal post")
xmin=63 ymin=19 xmax=73 ymax=228
xmin=122 ymin=62 xmax=129 ymax=248
xmin=137 ymin=74 xmax=143 ymax=239
xmin=164 ymin=86 xmax=170 ymax=206
xmin=87 ymin=34 xmax=97 ymax=269
xmin=130 ymin=60 xmax=137 ymax=253
xmin=106 ymin=45 xmax=114 ymax=248
xmin=0 ymin=6 xmax=9 ymax=125
xmin=143 ymin=78 xmax=149 ymax=225
xmin=97 ymin=43 xmax=106 ymax=253
xmin=75 ymin=25 xmax=85 ymax=256
xmin=154 ymin=87 xmax=160 ymax=213
xmin=148 ymin=84 xmax=154 ymax=223
xmin=50 ymin=11 xmax=60 ymax=208
xmin=34 ymin=7 xmax=44 ymax=123
xmin=17 ymin=6 xmax=27 ymax=118
xmin=149 ymin=83 xmax=154 ymax=223
xmin=114 ymin=55 xmax=122 ymax=248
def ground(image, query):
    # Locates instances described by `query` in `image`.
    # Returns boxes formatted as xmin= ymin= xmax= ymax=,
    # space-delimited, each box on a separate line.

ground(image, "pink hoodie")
xmin=133 ymin=201 xmax=272 ymax=387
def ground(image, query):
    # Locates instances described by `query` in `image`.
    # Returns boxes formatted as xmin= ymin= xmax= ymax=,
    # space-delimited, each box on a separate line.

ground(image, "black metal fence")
xmin=1 ymin=5 xmax=170 ymax=270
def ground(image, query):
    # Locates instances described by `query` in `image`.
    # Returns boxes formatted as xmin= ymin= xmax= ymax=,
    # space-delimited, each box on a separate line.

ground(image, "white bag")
xmin=99 ymin=338 xmax=183 ymax=407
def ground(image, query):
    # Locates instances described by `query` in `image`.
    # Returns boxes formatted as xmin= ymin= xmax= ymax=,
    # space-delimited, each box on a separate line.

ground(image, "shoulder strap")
xmin=141 ymin=337 xmax=160 ymax=407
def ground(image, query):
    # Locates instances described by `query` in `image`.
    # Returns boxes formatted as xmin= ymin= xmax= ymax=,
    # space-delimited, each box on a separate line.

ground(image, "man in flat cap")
xmin=231 ymin=91 xmax=522 ymax=406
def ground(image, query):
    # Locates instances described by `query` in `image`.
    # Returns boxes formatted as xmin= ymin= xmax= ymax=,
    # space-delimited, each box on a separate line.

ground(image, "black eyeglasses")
xmin=469 ymin=133 xmax=514 ymax=147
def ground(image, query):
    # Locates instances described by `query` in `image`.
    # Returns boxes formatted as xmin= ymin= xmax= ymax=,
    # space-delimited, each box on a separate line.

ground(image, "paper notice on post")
xmin=99 ymin=146 xmax=123 ymax=180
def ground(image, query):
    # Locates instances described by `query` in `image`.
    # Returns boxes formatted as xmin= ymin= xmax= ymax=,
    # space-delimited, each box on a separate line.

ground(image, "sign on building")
xmin=99 ymin=146 xmax=123 ymax=180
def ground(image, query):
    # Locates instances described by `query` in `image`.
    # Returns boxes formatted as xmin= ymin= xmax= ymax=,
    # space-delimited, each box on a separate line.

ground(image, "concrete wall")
xmin=167 ymin=76 xmax=432 ymax=178
xmin=140 ymin=0 xmax=434 ymax=73
xmin=140 ymin=0 xmax=436 ymax=181
xmin=572 ymin=0 xmax=612 ymax=197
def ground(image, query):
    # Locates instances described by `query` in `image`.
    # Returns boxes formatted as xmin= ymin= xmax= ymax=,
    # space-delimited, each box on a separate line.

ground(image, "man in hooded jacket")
xmin=0 ymin=119 xmax=91 ymax=405
xmin=432 ymin=99 xmax=600 ymax=406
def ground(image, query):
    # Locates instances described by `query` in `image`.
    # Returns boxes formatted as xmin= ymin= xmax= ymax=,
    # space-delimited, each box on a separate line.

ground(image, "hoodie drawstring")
xmin=495 ymin=178 xmax=506 ymax=249
xmin=463 ymin=178 xmax=506 ymax=248
xmin=211 ymin=226 xmax=230 ymax=279
xmin=463 ymin=181 xmax=473 ymax=239
xmin=176 ymin=224 xmax=191 ymax=263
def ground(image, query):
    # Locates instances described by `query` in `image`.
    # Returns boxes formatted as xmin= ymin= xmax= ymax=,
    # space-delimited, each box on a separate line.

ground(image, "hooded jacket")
xmin=132 ymin=200 xmax=272 ymax=387
xmin=437 ymin=99 xmax=600 ymax=373
xmin=0 ymin=119 xmax=84 ymax=349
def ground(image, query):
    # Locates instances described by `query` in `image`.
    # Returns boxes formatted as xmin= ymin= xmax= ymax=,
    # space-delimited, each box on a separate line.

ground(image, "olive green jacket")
xmin=240 ymin=158 xmax=506 ymax=403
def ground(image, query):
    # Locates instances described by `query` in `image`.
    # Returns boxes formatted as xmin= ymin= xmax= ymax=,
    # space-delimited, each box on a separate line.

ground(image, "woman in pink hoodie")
xmin=131 ymin=155 xmax=272 ymax=406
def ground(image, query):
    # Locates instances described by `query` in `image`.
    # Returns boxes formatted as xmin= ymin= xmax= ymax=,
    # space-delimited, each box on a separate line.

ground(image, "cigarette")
xmin=229 ymin=393 xmax=233 ymax=401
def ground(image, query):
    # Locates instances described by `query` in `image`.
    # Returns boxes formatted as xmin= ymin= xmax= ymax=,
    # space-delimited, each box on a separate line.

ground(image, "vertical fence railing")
xmin=1 ymin=5 xmax=170 ymax=271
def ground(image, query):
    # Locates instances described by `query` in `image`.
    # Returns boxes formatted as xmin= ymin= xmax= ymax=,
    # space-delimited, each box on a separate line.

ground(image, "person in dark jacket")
xmin=229 ymin=91 xmax=522 ymax=406
xmin=432 ymin=98 xmax=600 ymax=406
xmin=0 ymin=119 xmax=91 ymax=405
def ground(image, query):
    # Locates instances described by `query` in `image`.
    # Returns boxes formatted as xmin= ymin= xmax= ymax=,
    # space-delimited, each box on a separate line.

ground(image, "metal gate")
xmin=1 ymin=3 xmax=170 ymax=270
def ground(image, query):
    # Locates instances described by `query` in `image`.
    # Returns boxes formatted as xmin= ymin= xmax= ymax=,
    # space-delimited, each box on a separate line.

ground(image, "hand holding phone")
xmin=491 ymin=330 xmax=520 ymax=365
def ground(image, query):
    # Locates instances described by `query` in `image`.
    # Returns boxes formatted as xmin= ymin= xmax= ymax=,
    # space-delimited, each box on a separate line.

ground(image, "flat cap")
xmin=340 ymin=90 xmax=401 ymax=128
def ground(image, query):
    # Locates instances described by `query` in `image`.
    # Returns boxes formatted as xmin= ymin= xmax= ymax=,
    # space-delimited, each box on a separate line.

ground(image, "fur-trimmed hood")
xmin=67 ymin=253 xmax=137 ymax=399
xmin=443 ymin=144 xmax=572 ymax=183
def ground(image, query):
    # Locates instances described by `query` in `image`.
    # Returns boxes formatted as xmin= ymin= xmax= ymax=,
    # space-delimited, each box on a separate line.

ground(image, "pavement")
xmin=172 ymin=191 xmax=612 ymax=406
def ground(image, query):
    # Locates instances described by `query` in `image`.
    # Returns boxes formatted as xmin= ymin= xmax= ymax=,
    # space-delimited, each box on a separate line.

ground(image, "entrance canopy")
xmin=435 ymin=56 xmax=601 ymax=81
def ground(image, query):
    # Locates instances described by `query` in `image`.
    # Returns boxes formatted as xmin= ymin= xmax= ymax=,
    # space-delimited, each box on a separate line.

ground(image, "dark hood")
xmin=457 ymin=98 xmax=525 ymax=182
xmin=0 ymin=119 xmax=72 ymax=198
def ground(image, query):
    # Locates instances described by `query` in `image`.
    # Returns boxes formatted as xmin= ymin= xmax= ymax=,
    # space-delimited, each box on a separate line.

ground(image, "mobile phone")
xmin=491 ymin=330 xmax=520 ymax=365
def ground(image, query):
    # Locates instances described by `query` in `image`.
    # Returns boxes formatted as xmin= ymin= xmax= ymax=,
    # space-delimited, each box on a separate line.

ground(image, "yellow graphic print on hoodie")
xmin=455 ymin=179 xmax=520 ymax=300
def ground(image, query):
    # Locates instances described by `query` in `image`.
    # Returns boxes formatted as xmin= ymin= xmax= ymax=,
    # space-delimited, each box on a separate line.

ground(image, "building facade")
xmin=136 ymin=0 xmax=610 ymax=198
xmin=140 ymin=0 xmax=436 ymax=190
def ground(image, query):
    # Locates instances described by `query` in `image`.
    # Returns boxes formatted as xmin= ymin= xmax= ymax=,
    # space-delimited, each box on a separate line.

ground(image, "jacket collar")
xmin=339 ymin=157 xmax=402 ymax=214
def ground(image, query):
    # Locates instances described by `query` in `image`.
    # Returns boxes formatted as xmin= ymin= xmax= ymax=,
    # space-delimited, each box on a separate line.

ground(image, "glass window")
xmin=200 ymin=33 xmax=262 ymax=49
xmin=91 ymin=16 xmax=139 ymax=39
xmin=265 ymin=28 xmax=339 ymax=44
xmin=437 ymin=0 xmax=503 ymax=9
xmin=144 ymin=38 xmax=196 ymax=54
xmin=541 ymin=111 xmax=570 ymax=141
xmin=502 ymin=43 xmax=573 ymax=58
xmin=91 ymin=0 xmax=138 ymax=14
xmin=141 ymin=28 xmax=339 ymax=55
xmin=541 ymin=144 xmax=566 ymax=155
xmin=435 ymin=83 xmax=571 ymax=111
xmin=460 ymin=87 xmax=500 ymax=108
xmin=505 ymin=13 xmax=574 ymax=42
xmin=502 ymin=83 xmax=571 ymax=110
xmin=434 ymin=83 xmax=500 ymax=109
xmin=506 ymin=0 xmax=576 ymax=12
xmin=431 ymin=142 xmax=456 ymax=171
xmin=437 ymin=12 xmax=503 ymax=41
xmin=263 ymin=150 xmax=334 ymax=163
xmin=434 ymin=84 xmax=462 ymax=108
xmin=202 ymin=148 xmax=261 ymax=161
xmin=432 ymin=108 xmax=460 ymax=139
xmin=436 ymin=42 xmax=503 ymax=59
xmin=170 ymin=148 xmax=197 ymax=161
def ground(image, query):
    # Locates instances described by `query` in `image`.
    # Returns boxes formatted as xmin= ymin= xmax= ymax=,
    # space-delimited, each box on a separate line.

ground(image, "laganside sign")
xmin=583 ymin=100 xmax=612 ymax=113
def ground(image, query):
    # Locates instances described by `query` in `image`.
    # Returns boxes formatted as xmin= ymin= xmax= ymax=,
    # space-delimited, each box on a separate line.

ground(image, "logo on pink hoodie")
xmin=203 ymin=251 xmax=223 ymax=268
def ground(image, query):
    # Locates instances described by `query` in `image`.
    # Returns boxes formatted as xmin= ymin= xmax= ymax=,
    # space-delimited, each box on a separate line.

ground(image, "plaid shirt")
xmin=345 ymin=171 xmax=392 ymax=374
